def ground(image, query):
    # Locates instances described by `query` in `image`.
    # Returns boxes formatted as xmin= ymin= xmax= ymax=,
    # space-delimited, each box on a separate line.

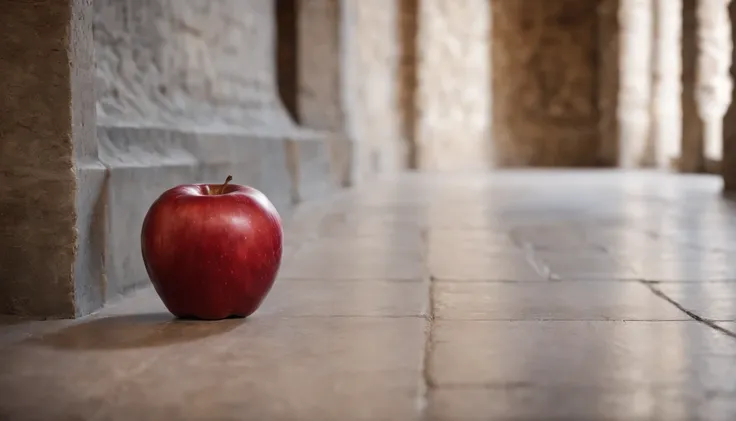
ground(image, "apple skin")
xmin=141 ymin=180 xmax=283 ymax=320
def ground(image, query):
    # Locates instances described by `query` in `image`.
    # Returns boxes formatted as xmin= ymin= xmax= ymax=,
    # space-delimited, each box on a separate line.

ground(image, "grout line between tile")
xmin=262 ymin=314 xmax=427 ymax=319
xmin=430 ymin=277 xmax=736 ymax=283
xmin=429 ymin=318 xmax=712 ymax=322
xmin=430 ymin=278 xmax=642 ymax=283
xmin=418 ymin=228 xmax=435 ymax=420
xmin=276 ymin=277 xmax=424 ymax=283
xmin=641 ymin=281 xmax=736 ymax=340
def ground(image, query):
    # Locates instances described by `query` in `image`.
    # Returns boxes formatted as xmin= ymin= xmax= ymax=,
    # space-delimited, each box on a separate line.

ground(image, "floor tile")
xmin=429 ymin=321 xmax=736 ymax=389
xmin=0 ymin=316 xmax=73 ymax=349
xmin=0 ymin=314 xmax=219 ymax=420
xmin=433 ymin=281 xmax=687 ymax=321
xmin=538 ymin=254 xmax=640 ymax=280
xmin=0 ymin=318 xmax=426 ymax=421
xmin=259 ymin=279 xmax=428 ymax=317
xmin=428 ymin=254 xmax=546 ymax=281
xmin=279 ymin=248 xmax=425 ymax=281
xmin=4 ymin=170 xmax=736 ymax=420
xmin=425 ymin=387 xmax=736 ymax=421
xmin=425 ymin=229 xmax=521 ymax=256
xmin=297 ymin=236 xmax=425 ymax=256
xmin=510 ymin=226 xmax=602 ymax=252
xmin=317 ymin=216 xmax=423 ymax=238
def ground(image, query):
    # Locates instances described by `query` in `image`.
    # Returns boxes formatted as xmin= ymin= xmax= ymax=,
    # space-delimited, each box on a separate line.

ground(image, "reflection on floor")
xmin=2 ymin=170 xmax=736 ymax=420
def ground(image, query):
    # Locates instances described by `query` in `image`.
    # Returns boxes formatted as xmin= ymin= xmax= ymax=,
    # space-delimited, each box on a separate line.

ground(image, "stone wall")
xmin=416 ymin=0 xmax=491 ymax=171
xmin=0 ymin=0 xmax=361 ymax=318
xmin=95 ymin=0 xmax=294 ymax=131
xmin=698 ymin=0 xmax=732 ymax=165
xmin=1 ymin=1 xmax=78 ymax=316
xmin=341 ymin=0 xmax=406 ymax=182
xmin=651 ymin=0 xmax=682 ymax=168
xmin=298 ymin=0 xmax=343 ymax=132
xmin=492 ymin=0 xmax=600 ymax=166
xmin=91 ymin=0 xmax=336 ymax=310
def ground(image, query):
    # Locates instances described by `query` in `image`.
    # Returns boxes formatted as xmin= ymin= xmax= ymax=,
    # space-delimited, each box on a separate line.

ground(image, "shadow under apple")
xmin=28 ymin=312 xmax=244 ymax=351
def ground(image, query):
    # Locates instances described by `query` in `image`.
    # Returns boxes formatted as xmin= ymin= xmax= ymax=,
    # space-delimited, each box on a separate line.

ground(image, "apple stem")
xmin=219 ymin=175 xmax=233 ymax=194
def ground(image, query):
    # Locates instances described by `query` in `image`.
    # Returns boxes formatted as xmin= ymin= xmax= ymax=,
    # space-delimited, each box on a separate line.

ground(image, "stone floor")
xmin=3 ymin=170 xmax=736 ymax=420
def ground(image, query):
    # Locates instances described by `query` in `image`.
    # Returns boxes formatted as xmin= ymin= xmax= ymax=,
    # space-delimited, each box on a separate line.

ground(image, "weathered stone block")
xmin=0 ymin=0 xmax=106 ymax=318
xmin=286 ymin=136 xmax=336 ymax=203
xmin=94 ymin=0 xmax=295 ymax=131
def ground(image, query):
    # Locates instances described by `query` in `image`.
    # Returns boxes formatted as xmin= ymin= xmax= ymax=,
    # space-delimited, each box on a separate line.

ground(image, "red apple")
xmin=141 ymin=176 xmax=283 ymax=320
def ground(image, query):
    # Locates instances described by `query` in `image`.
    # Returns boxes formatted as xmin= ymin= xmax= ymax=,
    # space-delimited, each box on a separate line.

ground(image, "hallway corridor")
xmin=2 ymin=170 xmax=736 ymax=420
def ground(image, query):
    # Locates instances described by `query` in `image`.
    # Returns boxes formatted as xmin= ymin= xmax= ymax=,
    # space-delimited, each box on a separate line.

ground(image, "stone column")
xmin=0 ymin=0 xmax=106 ymax=317
xmin=681 ymin=0 xmax=706 ymax=172
xmin=299 ymin=0 xmax=342 ymax=132
xmin=723 ymin=0 xmax=736 ymax=190
xmin=650 ymin=0 xmax=682 ymax=168
xmin=698 ymin=0 xmax=732 ymax=173
xmin=398 ymin=0 xmax=419 ymax=170
xmin=298 ymin=0 xmax=352 ymax=186
xmin=598 ymin=0 xmax=621 ymax=166
xmin=341 ymin=0 xmax=406 ymax=181
xmin=417 ymin=0 xmax=491 ymax=171
xmin=641 ymin=0 xmax=660 ymax=168
xmin=619 ymin=0 xmax=654 ymax=167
